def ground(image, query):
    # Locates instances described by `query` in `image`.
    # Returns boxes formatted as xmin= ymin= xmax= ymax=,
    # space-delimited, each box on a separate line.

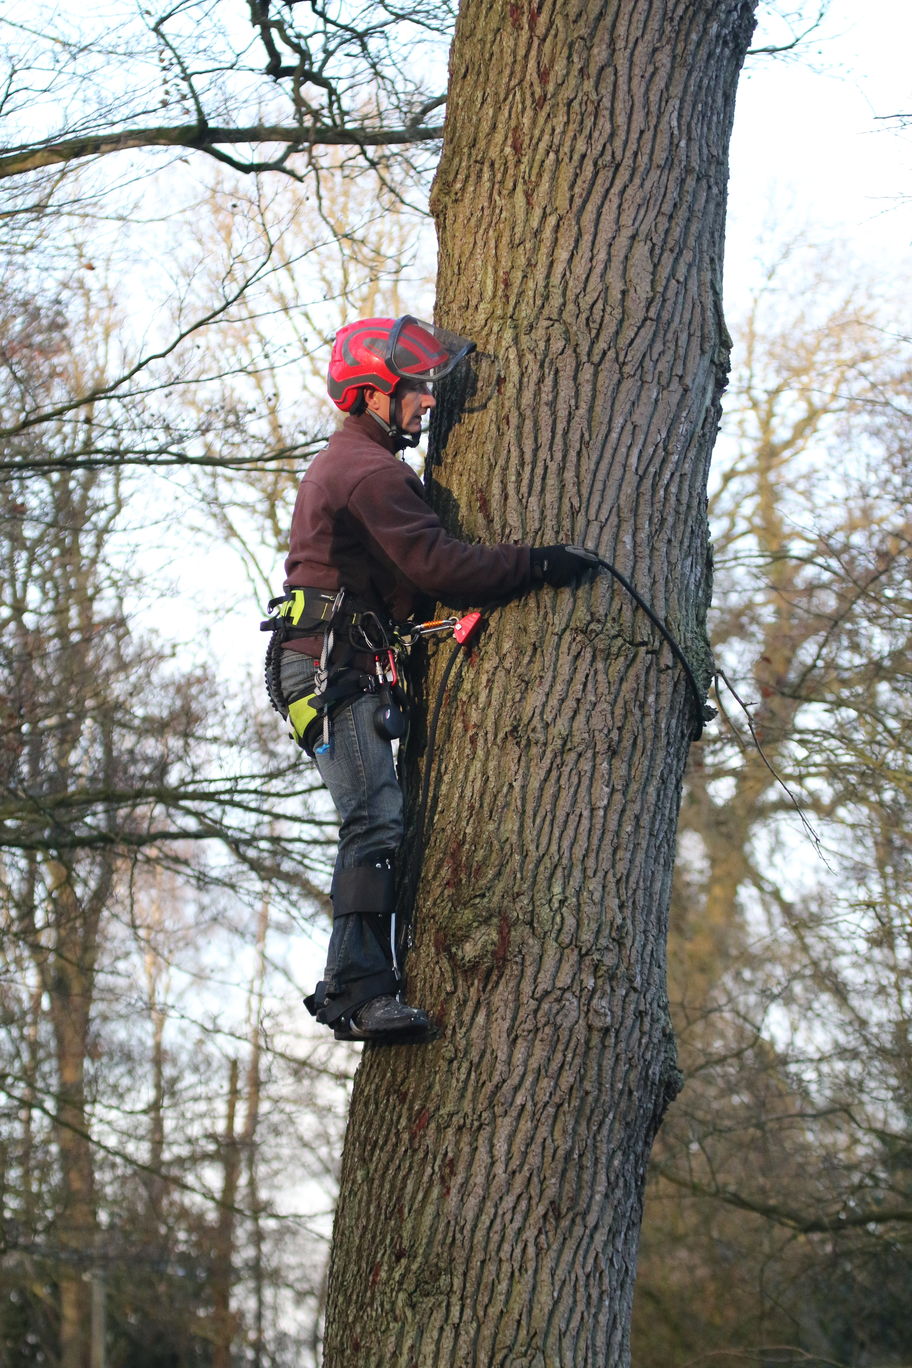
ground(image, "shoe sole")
xmin=334 ymin=1021 xmax=437 ymax=1044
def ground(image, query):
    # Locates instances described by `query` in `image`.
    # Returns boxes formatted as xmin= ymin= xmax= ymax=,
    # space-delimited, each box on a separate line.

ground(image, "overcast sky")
xmin=727 ymin=0 xmax=912 ymax=300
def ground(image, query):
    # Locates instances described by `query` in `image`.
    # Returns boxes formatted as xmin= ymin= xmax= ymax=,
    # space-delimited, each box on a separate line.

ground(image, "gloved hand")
xmin=530 ymin=545 xmax=595 ymax=588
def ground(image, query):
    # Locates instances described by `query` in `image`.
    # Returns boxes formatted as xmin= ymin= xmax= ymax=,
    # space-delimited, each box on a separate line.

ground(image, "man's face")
xmin=365 ymin=381 xmax=435 ymax=435
xmin=396 ymin=380 xmax=435 ymax=435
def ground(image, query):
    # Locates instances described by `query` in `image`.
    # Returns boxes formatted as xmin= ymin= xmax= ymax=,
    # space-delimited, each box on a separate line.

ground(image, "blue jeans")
xmin=279 ymin=651 xmax=404 ymax=868
xmin=312 ymin=691 xmax=404 ymax=870
xmin=280 ymin=650 xmax=404 ymax=1019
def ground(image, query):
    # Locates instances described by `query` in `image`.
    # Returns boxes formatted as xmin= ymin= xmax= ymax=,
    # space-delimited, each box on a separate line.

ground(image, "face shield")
xmin=385 ymin=316 xmax=476 ymax=385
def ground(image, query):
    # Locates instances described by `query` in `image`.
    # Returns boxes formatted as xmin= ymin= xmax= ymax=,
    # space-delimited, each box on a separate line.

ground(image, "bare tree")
xmin=0 ymin=285 xmax=347 ymax=1364
xmin=634 ymin=244 xmax=912 ymax=1367
xmin=321 ymin=2 xmax=755 ymax=1364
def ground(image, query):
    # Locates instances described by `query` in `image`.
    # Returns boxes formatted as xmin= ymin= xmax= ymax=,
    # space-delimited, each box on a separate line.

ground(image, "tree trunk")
xmin=243 ymin=899 xmax=269 ymax=1368
xmin=322 ymin=2 xmax=755 ymax=1365
xmin=212 ymin=1057 xmax=241 ymax=1368
xmin=43 ymin=860 xmax=103 ymax=1368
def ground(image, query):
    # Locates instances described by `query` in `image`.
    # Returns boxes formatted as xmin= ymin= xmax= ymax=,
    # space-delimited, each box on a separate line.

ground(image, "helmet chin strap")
xmin=366 ymin=391 xmax=420 ymax=450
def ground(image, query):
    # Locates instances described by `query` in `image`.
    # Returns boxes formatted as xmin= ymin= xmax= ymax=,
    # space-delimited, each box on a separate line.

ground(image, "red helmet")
xmin=326 ymin=315 xmax=475 ymax=411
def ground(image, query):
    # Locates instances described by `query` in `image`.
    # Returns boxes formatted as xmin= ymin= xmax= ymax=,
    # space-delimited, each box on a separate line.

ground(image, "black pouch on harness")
xmin=374 ymin=680 xmax=409 ymax=740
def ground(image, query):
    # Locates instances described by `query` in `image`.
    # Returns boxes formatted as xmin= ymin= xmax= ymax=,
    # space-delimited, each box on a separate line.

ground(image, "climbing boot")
xmin=304 ymin=863 xmax=401 ymax=1029
xmin=334 ymin=994 xmax=432 ymax=1043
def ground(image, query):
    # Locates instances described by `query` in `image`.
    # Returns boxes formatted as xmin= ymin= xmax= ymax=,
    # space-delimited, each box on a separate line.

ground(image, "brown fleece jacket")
xmin=282 ymin=411 xmax=532 ymax=654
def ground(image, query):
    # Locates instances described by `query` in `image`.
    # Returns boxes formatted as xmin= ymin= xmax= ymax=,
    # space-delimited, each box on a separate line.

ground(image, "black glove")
xmin=530 ymin=545 xmax=595 ymax=588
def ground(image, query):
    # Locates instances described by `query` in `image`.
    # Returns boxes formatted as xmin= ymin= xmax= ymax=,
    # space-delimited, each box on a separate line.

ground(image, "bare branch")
xmin=0 ymin=117 xmax=446 ymax=182
xmin=747 ymin=4 xmax=829 ymax=57
xmin=653 ymin=1162 xmax=912 ymax=1233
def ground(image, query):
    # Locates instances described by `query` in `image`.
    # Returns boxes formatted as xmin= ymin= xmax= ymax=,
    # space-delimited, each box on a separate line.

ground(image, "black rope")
xmin=417 ymin=639 xmax=466 ymax=852
xmin=395 ymin=637 xmax=466 ymax=956
xmin=568 ymin=546 xmax=710 ymax=742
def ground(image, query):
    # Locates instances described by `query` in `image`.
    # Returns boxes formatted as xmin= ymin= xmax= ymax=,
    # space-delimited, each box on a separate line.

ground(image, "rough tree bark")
xmin=322 ymin=2 xmax=755 ymax=1365
xmin=41 ymin=857 xmax=108 ymax=1368
xmin=212 ymin=1058 xmax=242 ymax=1368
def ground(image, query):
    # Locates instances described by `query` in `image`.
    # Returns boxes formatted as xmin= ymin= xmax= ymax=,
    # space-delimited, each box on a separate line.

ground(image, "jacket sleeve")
xmin=347 ymin=465 xmax=532 ymax=602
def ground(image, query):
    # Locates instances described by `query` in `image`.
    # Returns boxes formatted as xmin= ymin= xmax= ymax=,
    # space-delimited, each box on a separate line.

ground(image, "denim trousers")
xmin=280 ymin=649 xmax=404 ymax=1013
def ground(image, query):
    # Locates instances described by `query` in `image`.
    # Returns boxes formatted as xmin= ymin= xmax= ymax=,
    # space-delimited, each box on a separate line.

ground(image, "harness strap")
xmin=260 ymin=585 xmax=365 ymax=634
xmin=304 ymin=967 xmax=400 ymax=1024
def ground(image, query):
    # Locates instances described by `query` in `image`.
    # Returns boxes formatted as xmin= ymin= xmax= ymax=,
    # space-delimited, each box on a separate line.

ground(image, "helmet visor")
xmin=386 ymin=316 xmax=476 ymax=384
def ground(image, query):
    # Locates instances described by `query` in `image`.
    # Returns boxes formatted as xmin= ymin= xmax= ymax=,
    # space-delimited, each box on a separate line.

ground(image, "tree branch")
xmin=0 ymin=118 xmax=446 ymax=182
xmin=653 ymin=1162 xmax=912 ymax=1233
xmin=747 ymin=4 xmax=829 ymax=57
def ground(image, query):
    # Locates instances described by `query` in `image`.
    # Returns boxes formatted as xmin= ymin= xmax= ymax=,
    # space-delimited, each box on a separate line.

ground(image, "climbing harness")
xmin=262 ymin=586 xmax=376 ymax=754
xmin=261 ymin=586 xmax=483 ymax=757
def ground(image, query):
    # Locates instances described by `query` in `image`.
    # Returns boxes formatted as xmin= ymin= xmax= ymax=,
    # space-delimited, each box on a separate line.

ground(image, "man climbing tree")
xmin=320 ymin=1 xmax=757 ymax=1365
xmin=265 ymin=315 xmax=592 ymax=1041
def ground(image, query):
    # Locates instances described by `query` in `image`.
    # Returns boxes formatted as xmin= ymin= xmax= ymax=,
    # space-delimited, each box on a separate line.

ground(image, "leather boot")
xmin=334 ymin=994 xmax=431 ymax=1043
xmin=304 ymin=863 xmax=430 ymax=1038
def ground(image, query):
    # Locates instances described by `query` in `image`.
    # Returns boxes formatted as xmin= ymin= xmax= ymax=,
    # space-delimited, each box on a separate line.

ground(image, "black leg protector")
xmin=304 ymin=862 xmax=401 ymax=1026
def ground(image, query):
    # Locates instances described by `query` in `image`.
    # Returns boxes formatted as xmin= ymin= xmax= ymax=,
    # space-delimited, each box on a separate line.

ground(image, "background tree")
xmin=0 ymin=282 xmax=351 ymax=1365
xmin=0 ymin=1 xmax=448 ymax=182
xmin=633 ymin=244 xmax=912 ymax=1367
xmin=0 ymin=111 xmax=435 ymax=1360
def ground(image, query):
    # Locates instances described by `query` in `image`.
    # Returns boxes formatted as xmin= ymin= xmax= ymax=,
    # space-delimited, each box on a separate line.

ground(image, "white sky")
xmin=727 ymin=0 xmax=912 ymax=302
